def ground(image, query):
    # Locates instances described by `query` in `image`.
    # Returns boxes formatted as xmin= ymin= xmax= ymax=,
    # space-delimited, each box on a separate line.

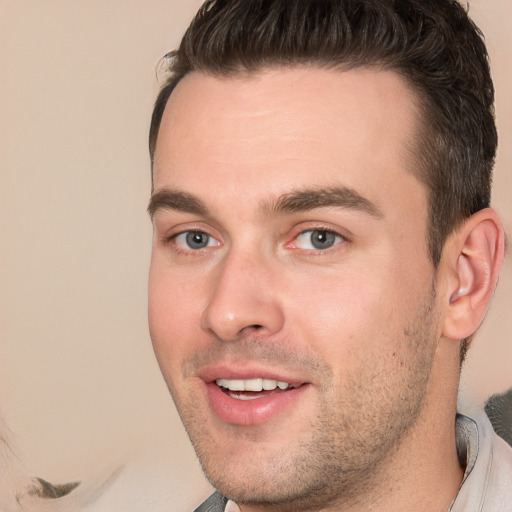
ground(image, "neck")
xmin=240 ymin=341 xmax=464 ymax=512
xmin=240 ymin=410 xmax=463 ymax=512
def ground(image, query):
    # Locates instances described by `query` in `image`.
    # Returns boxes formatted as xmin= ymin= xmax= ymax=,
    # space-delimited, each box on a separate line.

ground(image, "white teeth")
xmin=228 ymin=393 xmax=262 ymax=401
xmin=262 ymin=379 xmax=278 ymax=390
xmin=224 ymin=379 xmax=244 ymax=391
xmin=216 ymin=378 xmax=294 ymax=392
xmin=244 ymin=378 xmax=263 ymax=392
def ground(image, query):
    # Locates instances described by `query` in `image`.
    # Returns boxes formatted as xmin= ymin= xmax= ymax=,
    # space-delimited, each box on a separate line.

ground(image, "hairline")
xmin=151 ymin=61 xmax=432 ymax=182
xmin=150 ymin=62 xmax=440 ymax=253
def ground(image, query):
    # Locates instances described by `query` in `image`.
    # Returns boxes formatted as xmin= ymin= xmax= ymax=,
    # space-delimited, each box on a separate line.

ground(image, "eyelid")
xmin=286 ymin=225 xmax=349 ymax=252
xmin=157 ymin=220 xmax=223 ymax=252
xmin=173 ymin=230 xmax=221 ymax=250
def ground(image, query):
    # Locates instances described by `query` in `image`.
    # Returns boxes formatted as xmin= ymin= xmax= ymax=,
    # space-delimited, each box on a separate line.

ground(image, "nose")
xmin=200 ymin=249 xmax=285 ymax=342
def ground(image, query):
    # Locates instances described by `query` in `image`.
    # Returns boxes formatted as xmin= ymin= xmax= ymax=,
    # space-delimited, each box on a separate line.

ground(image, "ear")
xmin=442 ymin=208 xmax=505 ymax=341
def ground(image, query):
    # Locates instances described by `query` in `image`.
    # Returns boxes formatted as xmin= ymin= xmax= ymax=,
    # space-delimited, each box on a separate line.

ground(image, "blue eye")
xmin=174 ymin=231 xmax=219 ymax=250
xmin=295 ymin=230 xmax=343 ymax=250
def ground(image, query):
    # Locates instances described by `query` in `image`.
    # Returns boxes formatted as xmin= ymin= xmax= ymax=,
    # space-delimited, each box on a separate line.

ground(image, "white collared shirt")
xmin=218 ymin=412 xmax=512 ymax=512
xmin=449 ymin=412 xmax=512 ymax=511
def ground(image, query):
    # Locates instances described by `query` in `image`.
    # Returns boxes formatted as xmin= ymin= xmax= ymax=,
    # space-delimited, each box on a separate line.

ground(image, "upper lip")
xmin=197 ymin=363 xmax=308 ymax=386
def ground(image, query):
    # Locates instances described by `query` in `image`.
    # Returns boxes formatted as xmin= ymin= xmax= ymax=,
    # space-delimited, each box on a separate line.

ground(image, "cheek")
xmin=148 ymin=261 xmax=204 ymax=377
xmin=286 ymin=264 xmax=415 ymax=368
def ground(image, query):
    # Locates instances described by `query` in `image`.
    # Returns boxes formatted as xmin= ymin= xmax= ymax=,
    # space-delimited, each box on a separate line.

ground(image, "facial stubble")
xmin=170 ymin=286 xmax=439 ymax=511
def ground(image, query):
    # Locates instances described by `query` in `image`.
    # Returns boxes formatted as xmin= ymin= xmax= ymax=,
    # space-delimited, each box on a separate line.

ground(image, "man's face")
xmin=149 ymin=68 xmax=442 ymax=509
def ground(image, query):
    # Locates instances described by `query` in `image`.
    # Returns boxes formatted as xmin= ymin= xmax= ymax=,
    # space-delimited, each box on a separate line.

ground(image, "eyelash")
xmin=163 ymin=226 xmax=348 ymax=255
xmin=287 ymin=227 xmax=348 ymax=254
xmin=172 ymin=230 xmax=220 ymax=251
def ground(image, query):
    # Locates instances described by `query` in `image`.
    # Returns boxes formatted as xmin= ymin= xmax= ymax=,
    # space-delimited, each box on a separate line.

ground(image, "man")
xmin=147 ymin=0 xmax=512 ymax=510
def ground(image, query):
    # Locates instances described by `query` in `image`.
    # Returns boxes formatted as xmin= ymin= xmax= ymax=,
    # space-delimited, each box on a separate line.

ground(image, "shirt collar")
xmin=224 ymin=500 xmax=241 ymax=512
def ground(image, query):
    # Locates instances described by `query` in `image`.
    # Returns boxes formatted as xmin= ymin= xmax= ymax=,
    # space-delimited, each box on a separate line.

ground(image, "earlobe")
xmin=442 ymin=209 xmax=505 ymax=341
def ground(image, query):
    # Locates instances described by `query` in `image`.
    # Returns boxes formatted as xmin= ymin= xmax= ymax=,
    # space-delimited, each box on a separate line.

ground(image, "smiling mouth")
xmin=215 ymin=378 xmax=302 ymax=400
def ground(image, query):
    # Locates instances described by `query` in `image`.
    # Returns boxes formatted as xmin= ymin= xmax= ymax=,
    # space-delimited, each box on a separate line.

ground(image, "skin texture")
xmin=148 ymin=68 xmax=472 ymax=512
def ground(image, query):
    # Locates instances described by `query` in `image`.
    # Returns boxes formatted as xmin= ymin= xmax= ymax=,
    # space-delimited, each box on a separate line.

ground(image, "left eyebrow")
xmin=147 ymin=189 xmax=209 ymax=219
xmin=261 ymin=186 xmax=384 ymax=218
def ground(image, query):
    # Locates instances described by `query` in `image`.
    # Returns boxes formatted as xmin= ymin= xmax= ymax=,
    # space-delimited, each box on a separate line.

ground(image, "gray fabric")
xmin=485 ymin=388 xmax=512 ymax=447
xmin=193 ymin=491 xmax=227 ymax=512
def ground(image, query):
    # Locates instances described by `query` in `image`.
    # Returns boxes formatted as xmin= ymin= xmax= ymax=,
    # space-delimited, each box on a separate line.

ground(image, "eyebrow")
xmin=262 ymin=186 xmax=383 ymax=218
xmin=148 ymin=185 xmax=383 ymax=220
xmin=148 ymin=189 xmax=208 ymax=219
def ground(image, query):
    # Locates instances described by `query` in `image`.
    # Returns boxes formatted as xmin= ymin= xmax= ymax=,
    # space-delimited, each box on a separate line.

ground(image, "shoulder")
xmin=484 ymin=426 xmax=512 ymax=511
xmin=452 ymin=411 xmax=512 ymax=512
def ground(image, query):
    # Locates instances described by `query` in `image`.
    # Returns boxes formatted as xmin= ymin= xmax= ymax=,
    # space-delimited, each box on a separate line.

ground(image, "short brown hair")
xmin=149 ymin=0 xmax=497 ymax=355
xmin=150 ymin=0 xmax=496 ymax=266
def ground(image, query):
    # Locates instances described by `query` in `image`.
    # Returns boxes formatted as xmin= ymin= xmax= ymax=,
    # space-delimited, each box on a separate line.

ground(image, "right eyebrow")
xmin=262 ymin=186 xmax=384 ymax=219
xmin=147 ymin=189 xmax=208 ymax=219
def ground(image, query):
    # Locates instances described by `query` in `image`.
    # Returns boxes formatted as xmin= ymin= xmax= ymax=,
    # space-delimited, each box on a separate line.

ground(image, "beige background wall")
xmin=0 ymin=0 xmax=510 ymax=510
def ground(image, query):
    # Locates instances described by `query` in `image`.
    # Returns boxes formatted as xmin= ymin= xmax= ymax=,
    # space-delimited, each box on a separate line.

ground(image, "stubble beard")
xmin=171 ymin=287 xmax=439 ymax=511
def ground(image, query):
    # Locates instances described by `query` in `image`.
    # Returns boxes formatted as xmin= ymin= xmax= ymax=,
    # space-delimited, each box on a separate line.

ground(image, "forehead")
xmin=153 ymin=67 xmax=424 ymax=214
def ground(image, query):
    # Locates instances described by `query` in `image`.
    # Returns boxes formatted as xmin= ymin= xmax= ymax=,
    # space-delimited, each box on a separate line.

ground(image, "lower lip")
xmin=205 ymin=382 xmax=309 ymax=426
